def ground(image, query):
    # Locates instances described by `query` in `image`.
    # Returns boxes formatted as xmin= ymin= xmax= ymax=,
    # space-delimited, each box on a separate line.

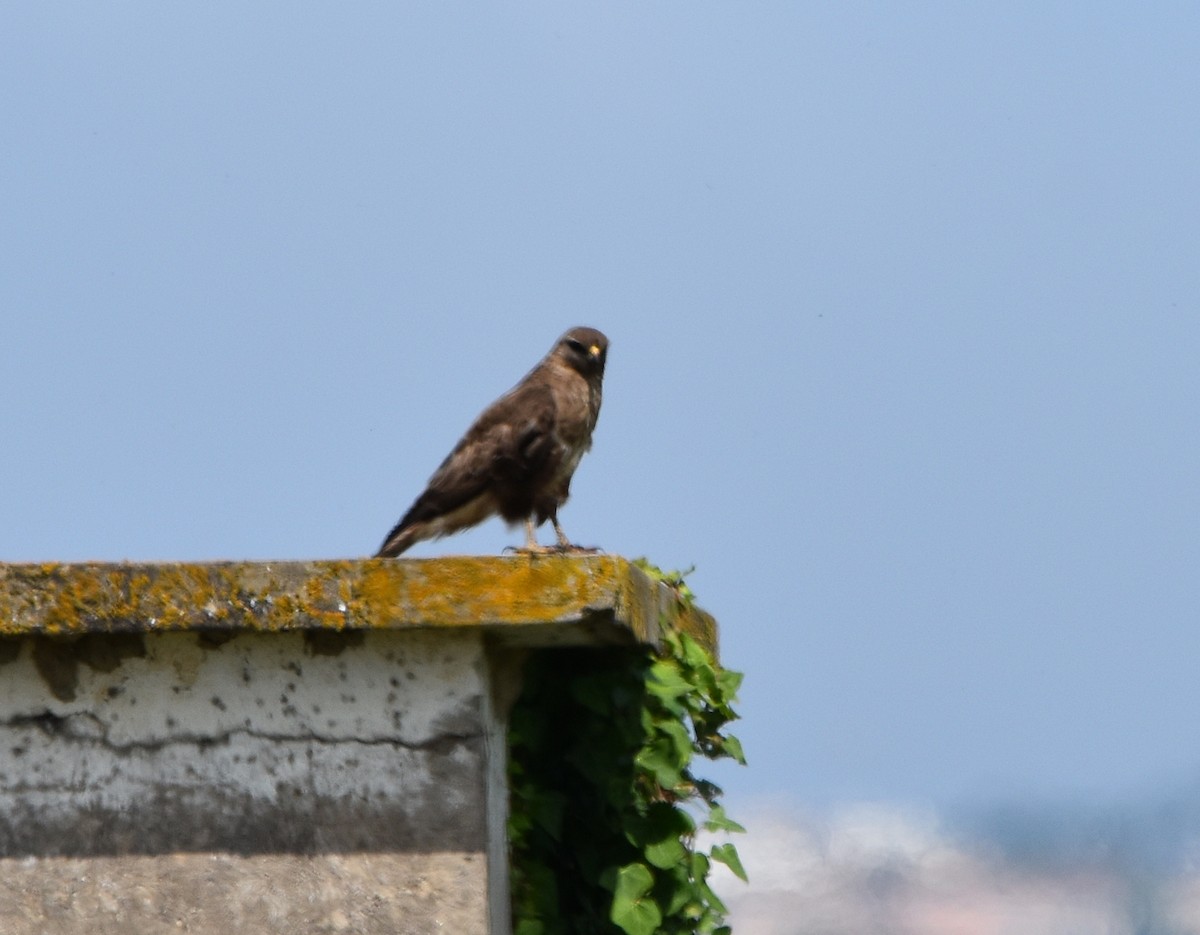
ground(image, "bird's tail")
xmin=375 ymin=491 xmax=496 ymax=557
xmin=375 ymin=521 xmax=420 ymax=558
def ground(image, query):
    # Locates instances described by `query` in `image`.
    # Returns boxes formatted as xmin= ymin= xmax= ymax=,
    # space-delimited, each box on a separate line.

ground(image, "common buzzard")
xmin=376 ymin=327 xmax=609 ymax=557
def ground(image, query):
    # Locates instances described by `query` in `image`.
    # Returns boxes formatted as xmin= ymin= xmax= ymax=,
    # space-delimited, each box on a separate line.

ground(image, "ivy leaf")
xmin=660 ymin=861 xmax=695 ymax=915
xmin=717 ymin=668 xmax=743 ymax=698
xmin=646 ymin=660 xmax=693 ymax=703
xmin=680 ymin=634 xmax=712 ymax=671
xmin=610 ymin=863 xmax=662 ymax=935
xmin=710 ymin=843 xmax=748 ymax=882
xmin=661 ymin=718 xmax=695 ymax=759
xmin=703 ymin=805 xmax=747 ymax=835
xmin=644 ymin=834 xmax=686 ymax=869
xmin=697 ymin=878 xmax=729 ymax=916
xmin=636 ymin=718 xmax=692 ymax=790
xmin=635 ymin=736 xmax=684 ymax=789
xmin=719 ymin=733 xmax=747 ymax=765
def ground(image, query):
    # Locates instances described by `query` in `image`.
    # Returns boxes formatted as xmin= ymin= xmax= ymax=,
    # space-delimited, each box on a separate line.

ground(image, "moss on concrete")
xmin=0 ymin=557 xmax=717 ymax=652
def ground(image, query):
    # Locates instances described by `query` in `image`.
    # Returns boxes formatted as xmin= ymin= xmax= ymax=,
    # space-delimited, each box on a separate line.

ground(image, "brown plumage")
xmin=376 ymin=327 xmax=608 ymax=557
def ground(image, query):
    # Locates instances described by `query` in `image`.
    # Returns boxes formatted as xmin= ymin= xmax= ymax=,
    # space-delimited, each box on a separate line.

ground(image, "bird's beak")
xmin=588 ymin=344 xmax=601 ymax=360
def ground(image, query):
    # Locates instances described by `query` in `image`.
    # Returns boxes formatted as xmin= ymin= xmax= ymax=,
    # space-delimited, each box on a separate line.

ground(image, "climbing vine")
xmin=508 ymin=561 xmax=746 ymax=935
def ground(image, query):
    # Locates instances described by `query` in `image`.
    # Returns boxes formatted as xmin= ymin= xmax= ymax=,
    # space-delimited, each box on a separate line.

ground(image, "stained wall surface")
xmin=0 ymin=628 xmax=490 ymax=935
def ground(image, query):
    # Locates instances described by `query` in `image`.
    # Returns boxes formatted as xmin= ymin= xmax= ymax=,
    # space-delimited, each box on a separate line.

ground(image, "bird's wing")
xmin=387 ymin=381 xmax=560 ymax=534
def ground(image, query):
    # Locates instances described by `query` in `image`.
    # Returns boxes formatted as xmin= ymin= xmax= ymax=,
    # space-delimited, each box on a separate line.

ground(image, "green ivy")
xmin=508 ymin=561 xmax=747 ymax=935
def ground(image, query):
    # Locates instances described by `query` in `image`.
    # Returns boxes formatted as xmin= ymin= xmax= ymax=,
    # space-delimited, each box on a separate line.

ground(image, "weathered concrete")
xmin=0 ymin=853 xmax=485 ymax=935
xmin=0 ymin=555 xmax=717 ymax=649
xmin=0 ymin=556 xmax=718 ymax=934
xmin=0 ymin=629 xmax=486 ymax=856
xmin=0 ymin=628 xmax=490 ymax=933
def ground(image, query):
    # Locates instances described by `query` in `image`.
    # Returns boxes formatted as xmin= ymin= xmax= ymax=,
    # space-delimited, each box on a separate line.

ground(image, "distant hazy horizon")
xmin=712 ymin=795 xmax=1199 ymax=934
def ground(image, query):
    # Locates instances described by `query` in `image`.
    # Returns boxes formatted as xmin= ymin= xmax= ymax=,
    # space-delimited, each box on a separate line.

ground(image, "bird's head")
xmin=556 ymin=326 xmax=608 ymax=378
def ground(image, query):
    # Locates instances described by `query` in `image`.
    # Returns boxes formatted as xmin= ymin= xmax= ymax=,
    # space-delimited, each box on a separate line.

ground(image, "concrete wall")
xmin=0 ymin=556 xmax=718 ymax=934
xmin=0 ymin=629 xmax=491 ymax=934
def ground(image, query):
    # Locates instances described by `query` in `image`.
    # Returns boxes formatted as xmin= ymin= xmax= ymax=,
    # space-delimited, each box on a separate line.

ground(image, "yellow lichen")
xmin=0 ymin=556 xmax=717 ymax=653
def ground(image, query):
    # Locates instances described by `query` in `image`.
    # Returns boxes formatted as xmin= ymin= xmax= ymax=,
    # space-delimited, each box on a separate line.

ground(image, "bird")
xmin=375 ymin=326 xmax=609 ymax=557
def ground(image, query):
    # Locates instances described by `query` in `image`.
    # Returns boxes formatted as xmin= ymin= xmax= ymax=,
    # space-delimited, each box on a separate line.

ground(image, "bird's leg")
xmin=551 ymin=517 xmax=602 ymax=554
xmin=552 ymin=518 xmax=572 ymax=548
xmin=507 ymin=515 xmax=602 ymax=555
xmin=506 ymin=518 xmax=554 ymax=555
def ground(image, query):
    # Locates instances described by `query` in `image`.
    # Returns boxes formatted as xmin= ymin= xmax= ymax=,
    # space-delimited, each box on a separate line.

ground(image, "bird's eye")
xmin=566 ymin=339 xmax=585 ymax=353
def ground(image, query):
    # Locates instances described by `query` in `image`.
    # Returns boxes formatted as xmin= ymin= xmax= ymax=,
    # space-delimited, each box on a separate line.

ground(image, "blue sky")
xmin=2 ymin=4 xmax=1198 ymax=821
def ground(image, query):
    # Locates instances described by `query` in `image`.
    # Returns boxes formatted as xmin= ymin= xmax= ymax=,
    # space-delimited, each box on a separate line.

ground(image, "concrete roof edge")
xmin=0 ymin=556 xmax=718 ymax=653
